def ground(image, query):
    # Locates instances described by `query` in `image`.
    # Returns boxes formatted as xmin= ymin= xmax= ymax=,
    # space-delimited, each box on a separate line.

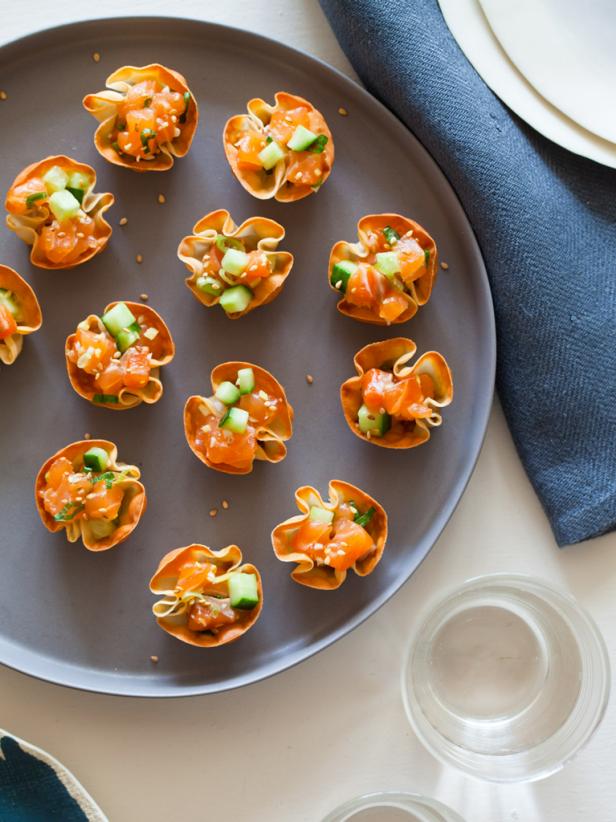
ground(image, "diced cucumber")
xmin=287 ymin=124 xmax=318 ymax=151
xmin=330 ymin=260 xmax=357 ymax=292
xmin=221 ymin=248 xmax=249 ymax=276
xmin=236 ymin=367 xmax=255 ymax=395
xmin=228 ymin=572 xmax=259 ymax=610
xmin=215 ymin=234 xmax=244 ymax=253
xmin=89 ymin=518 xmax=116 ymax=541
xmin=220 ymin=406 xmax=249 ymax=434
xmin=101 ymin=303 xmax=137 ymax=337
xmin=48 ymin=190 xmax=80 ymax=222
xmin=375 ymin=251 xmax=401 ymax=278
xmin=309 ymin=506 xmax=334 ymax=525
xmin=83 ymin=447 xmax=109 ymax=472
xmin=219 ymin=285 xmax=253 ymax=315
xmin=358 ymin=404 xmax=391 ymax=436
xmin=115 ymin=326 xmax=141 ymax=353
xmin=68 ymin=171 xmax=91 ymax=190
xmin=42 ymin=165 xmax=69 ymax=193
xmin=196 ymin=276 xmax=223 ymax=296
xmin=215 ymin=381 xmax=241 ymax=405
xmin=258 ymin=140 xmax=285 ymax=170
xmin=0 ymin=289 xmax=19 ymax=318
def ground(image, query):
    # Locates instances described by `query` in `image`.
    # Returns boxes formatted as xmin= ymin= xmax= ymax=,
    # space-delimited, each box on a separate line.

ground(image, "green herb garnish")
xmin=111 ymin=141 xmax=122 ymax=155
xmin=424 ymin=249 xmax=430 ymax=264
xmin=265 ymin=135 xmax=273 ymax=144
xmin=219 ymin=409 xmax=231 ymax=428
xmin=383 ymin=226 xmax=400 ymax=246
xmin=92 ymin=393 xmax=119 ymax=404
xmin=116 ymin=119 xmax=127 ymax=131
xmin=179 ymin=91 xmax=191 ymax=124
xmin=140 ymin=128 xmax=156 ymax=152
xmin=66 ymin=187 xmax=85 ymax=205
xmin=309 ymin=134 xmax=328 ymax=154
xmin=54 ymin=501 xmax=85 ymax=522
xmin=89 ymin=471 xmax=116 ymax=489
xmin=354 ymin=506 xmax=376 ymax=528
xmin=25 ymin=191 xmax=46 ymax=209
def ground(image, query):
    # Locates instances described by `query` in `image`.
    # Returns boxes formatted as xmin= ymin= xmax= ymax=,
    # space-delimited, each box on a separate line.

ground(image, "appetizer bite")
xmin=0 ymin=265 xmax=42 ymax=365
xmin=223 ymin=91 xmax=334 ymax=202
xmin=83 ymin=64 xmax=198 ymax=171
xmin=150 ymin=544 xmax=262 ymax=647
xmin=184 ymin=362 xmax=293 ymax=475
xmin=5 ymin=156 xmax=113 ymax=269
xmin=271 ymin=480 xmax=387 ymax=590
xmin=340 ymin=338 xmax=453 ymax=448
xmin=329 ymin=214 xmax=438 ymax=325
xmin=65 ymin=301 xmax=175 ymax=410
xmin=178 ymin=209 xmax=293 ymax=318
xmin=35 ymin=440 xmax=146 ymax=552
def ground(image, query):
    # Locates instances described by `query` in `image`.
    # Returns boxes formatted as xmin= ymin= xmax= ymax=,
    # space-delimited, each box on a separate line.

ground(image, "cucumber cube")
xmin=115 ymin=327 xmax=141 ymax=353
xmin=219 ymin=285 xmax=253 ymax=315
xmin=330 ymin=260 xmax=357 ymax=292
xmin=228 ymin=573 xmax=259 ymax=610
xmin=83 ymin=447 xmax=109 ymax=472
xmin=0 ymin=289 xmax=20 ymax=319
xmin=309 ymin=506 xmax=334 ymax=525
xmin=48 ymin=190 xmax=81 ymax=222
xmin=236 ymin=367 xmax=255 ymax=395
xmin=287 ymin=124 xmax=318 ymax=152
xmin=375 ymin=251 xmax=401 ymax=278
xmin=215 ymin=381 xmax=241 ymax=405
xmin=358 ymin=404 xmax=391 ymax=437
xmin=258 ymin=140 xmax=285 ymax=170
xmin=67 ymin=171 xmax=91 ymax=191
xmin=42 ymin=165 xmax=69 ymax=193
xmin=220 ymin=406 xmax=249 ymax=434
xmin=221 ymin=248 xmax=249 ymax=276
xmin=89 ymin=519 xmax=116 ymax=541
xmin=102 ymin=303 xmax=137 ymax=337
xmin=196 ymin=276 xmax=223 ymax=296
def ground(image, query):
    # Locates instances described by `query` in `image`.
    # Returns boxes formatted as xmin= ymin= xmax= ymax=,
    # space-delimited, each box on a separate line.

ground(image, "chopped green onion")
xmin=89 ymin=471 xmax=116 ymax=489
xmin=383 ymin=226 xmax=400 ymax=246
xmin=111 ymin=141 xmax=122 ymax=155
xmin=309 ymin=134 xmax=328 ymax=154
xmin=54 ymin=501 xmax=84 ymax=522
xmin=25 ymin=191 xmax=46 ymax=208
xmin=265 ymin=135 xmax=273 ymax=144
xmin=93 ymin=394 xmax=119 ymax=404
xmin=219 ymin=409 xmax=231 ymax=428
xmin=215 ymin=234 xmax=244 ymax=253
xmin=140 ymin=128 xmax=156 ymax=151
xmin=424 ymin=249 xmax=430 ymax=264
xmin=179 ymin=91 xmax=191 ymax=124
xmin=354 ymin=506 xmax=376 ymax=528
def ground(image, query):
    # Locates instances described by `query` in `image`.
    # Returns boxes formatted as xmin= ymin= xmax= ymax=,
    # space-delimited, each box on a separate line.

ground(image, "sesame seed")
xmin=366 ymin=431 xmax=372 ymax=439
xmin=441 ymin=261 xmax=449 ymax=270
xmin=124 ymin=143 xmax=132 ymax=150
xmin=222 ymin=500 xmax=229 ymax=510
xmin=305 ymin=374 xmax=314 ymax=385
xmin=209 ymin=508 xmax=218 ymax=518
xmin=140 ymin=293 xmax=149 ymax=301
xmin=84 ymin=433 xmax=91 ymax=440
xmin=57 ymin=231 xmax=66 ymax=239
xmin=76 ymin=232 xmax=84 ymax=239
xmin=335 ymin=280 xmax=343 ymax=289
xmin=119 ymin=217 xmax=128 ymax=226
xmin=0 ymin=91 xmax=7 ymax=101
xmin=150 ymin=655 xmax=159 ymax=663
xmin=136 ymin=254 xmax=143 ymax=264
xmin=379 ymin=407 xmax=386 ymax=415
xmin=92 ymin=52 xmax=101 ymax=62
xmin=338 ymin=106 xmax=348 ymax=116
xmin=157 ymin=193 xmax=166 ymax=204
xmin=315 ymin=168 xmax=322 ymax=177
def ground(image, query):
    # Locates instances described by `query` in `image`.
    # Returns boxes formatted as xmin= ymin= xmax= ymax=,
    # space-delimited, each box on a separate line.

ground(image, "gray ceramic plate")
xmin=0 ymin=17 xmax=495 ymax=696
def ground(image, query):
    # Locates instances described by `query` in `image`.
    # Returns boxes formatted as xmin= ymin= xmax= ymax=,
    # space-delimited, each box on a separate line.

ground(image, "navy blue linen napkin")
xmin=319 ymin=0 xmax=616 ymax=546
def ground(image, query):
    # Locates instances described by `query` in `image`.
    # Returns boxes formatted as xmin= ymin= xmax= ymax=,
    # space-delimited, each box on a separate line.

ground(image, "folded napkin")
xmin=0 ymin=731 xmax=106 ymax=821
xmin=319 ymin=0 xmax=616 ymax=546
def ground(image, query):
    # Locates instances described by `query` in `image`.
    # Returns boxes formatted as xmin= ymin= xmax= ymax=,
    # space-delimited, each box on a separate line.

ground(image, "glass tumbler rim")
xmin=321 ymin=790 xmax=465 ymax=821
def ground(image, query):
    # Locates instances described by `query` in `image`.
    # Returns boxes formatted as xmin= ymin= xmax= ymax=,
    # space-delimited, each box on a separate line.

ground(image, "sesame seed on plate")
xmin=441 ymin=261 xmax=449 ymax=270
xmin=305 ymin=374 xmax=314 ymax=384
xmin=150 ymin=655 xmax=159 ymax=663
xmin=0 ymin=91 xmax=7 ymax=101
xmin=338 ymin=106 xmax=348 ymax=116
xmin=157 ymin=193 xmax=166 ymax=204
xmin=92 ymin=52 xmax=101 ymax=62
xmin=222 ymin=500 xmax=229 ymax=510
xmin=209 ymin=508 xmax=218 ymax=518
xmin=136 ymin=254 xmax=143 ymax=264
xmin=140 ymin=293 xmax=149 ymax=301
xmin=84 ymin=433 xmax=91 ymax=440
xmin=119 ymin=216 xmax=128 ymax=226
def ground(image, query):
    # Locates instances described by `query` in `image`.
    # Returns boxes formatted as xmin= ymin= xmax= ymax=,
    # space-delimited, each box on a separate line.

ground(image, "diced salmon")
xmin=40 ymin=217 xmax=96 ymax=265
xmin=188 ymin=599 xmax=237 ymax=632
xmin=384 ymin=375 xmax=432 ymax=420
xmin=378 ymin=292 xmax=409 ymax=323
xmin=327 ymin=519 xmax=375 ymax=571
xmin=0 ymin=305 xmax=17 ymax=340
xmin=121 ymin=346 xmax=151 ymax=389
xmin=5 ymin=177 xmax=47 ymax=216
xmin=398 ymin=237 xmax=426 ymax=285
xmin=45 ymin=457 xmax=73 ymax=487
xmin=176 ymin=560 xmax=217 ymax=594
xmin=238 ymin=392 xmax=277 ymax=426
xmin=293 ymin=518 xmax=332 ymax=554
xmin=285 ymin=152 xmax=326 ymax=187
xmin=242 ymin=250 xmax=272 ymax=283
xmin=235 ymin=132 xmax=267 ymax=170
xmin=362 ymin=368 xmax=395 ymax=409
xmin=72 ymin=327 xmax=115 ymax=375
xmin=95 ymin=361 xmax=124 ymax=395
xmin=268 ymin=106 xmax=311 ymax=145
xmin=205 ymin=426 xmax=257 ymax=470
xmin=84 ymin=482 xmax=123 ymax=520
xmin=346 ymin=263 xmax=383 ymax=309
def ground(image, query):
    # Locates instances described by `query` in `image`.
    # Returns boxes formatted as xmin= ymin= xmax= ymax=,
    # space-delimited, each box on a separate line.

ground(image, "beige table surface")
xmin=1 ymin=2 xmax=615 ymax=820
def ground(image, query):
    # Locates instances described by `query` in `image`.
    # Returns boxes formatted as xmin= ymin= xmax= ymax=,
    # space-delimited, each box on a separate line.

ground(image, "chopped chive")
xmin=111 ymin=141 xmax=122 ymax=155
xmin=219 ymin=409 xmax=231 ymax=428
xmin=354 ymin=506 xmax=376 ymax=528
xmin=424 ymin=249 xmax=430 ymax=264
xmin=309 ymin=134 xmax=328 ymax=154
xmin=90 ymin=471 xmax=116 ymax=489
xmin=140 ymin=128 xmax=156 ymax=152
xmin=25 ymin=191 xmax=46 ymax=208
xmin=179 ymin=91 xmax=191 ymax=124
xmin=92 ymin=393 xmax=119 ymax=404
xmin=383 ymin=226 xmax=400 ymax=246
xmin=54 ymin=501 xmax=84 ymax=522
xmin=116 ymin=119 xmax=126 ymax=131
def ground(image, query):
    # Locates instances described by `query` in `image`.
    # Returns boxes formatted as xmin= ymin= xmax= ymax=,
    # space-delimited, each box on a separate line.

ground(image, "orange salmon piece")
xmin=294 ymin=519 xmax=332 ymax=554
xmin=236 ymin=132 xmax=267 ymax=170
xmin=0 ymin=305 xmax=17 ymax=340
xmin=84 ymin=482 xmax=123 ymax=520
xmin=176 ymin=560 xmax=217 ymax=593
xmin=362 ymin=368 xmax=395 ymax=408
xmin=188 ymin=599 xmax=237 ymax=632
xmin=121 ymin=346 xmax=150 ymax=389
xmin=327 ymin=519 xmax=375 ymax=571
xmin=268 ymin=106 xmax=310 ymax=145
xmin=346 ymin=263 xmax=382 ymax=309
xmin=205 ymin=426 xmax=256 ymax=470
xmin=378 ymin=291 xmax=409 ymax=323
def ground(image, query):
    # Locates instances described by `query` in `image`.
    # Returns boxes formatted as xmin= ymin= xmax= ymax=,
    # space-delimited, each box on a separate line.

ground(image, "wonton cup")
xmin=83 ymin=64 xmax=198 ymax=172
xmin=35 ymin=439 xmax=146 ymax=552
xmin=65 ymin=301 xmax=175 ymax=411
xmin=223 ymin=91 xmax=334 ymax=202
xmin=5 ymin=156 xmax=114 ymax=269
xmin=184 ymin=361 xmax=294 ymax=475
xmin=0 ymin=266 xmax=42 ymax=365
xmin=340 ymin=338 xmax=453 ymax=449
xmin=177 ymin=209 xmax=294 ymax=318
xmin=150 ymin=543 xmax=263 ymax=647
xmin=271 ymin=480 xmax=388 ymax=590
xmin=329 ymin=214 xmax=438 ymax=325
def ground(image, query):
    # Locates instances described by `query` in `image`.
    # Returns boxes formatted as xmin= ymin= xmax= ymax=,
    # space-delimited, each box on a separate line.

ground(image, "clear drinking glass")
xmin=401 ymin=574 xmax=610 ymax=782
xmin=322 ymin=792 xmax=464 ymax=821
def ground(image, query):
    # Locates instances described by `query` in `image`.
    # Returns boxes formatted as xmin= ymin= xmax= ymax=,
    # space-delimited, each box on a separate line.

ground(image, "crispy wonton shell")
xmin=83 ymin=64 xmax=198 ymax=172
xmin=34 ymin=439 xmax=146 ymax=552
xmin=65 ymin=301 xmax=175 ymax=411
xmin=223 ymin=91 xmax=334 ymax=202
xmin=184 ymin=362 xmax=294 ymax=475
xmin=340 ymin=337 xmax=453 ymax=449
xmin=329 ymin=213 xmax=438 ymax=325
xmin=150 ymin=543 xmax=263 ymax=647
xmin=5 ymin=156 xmax=114 ymax=270
xmin=177 ymin=209 xmax=294 ymax=318
xmin=271 ymin=480 xmax=388 ymax=590
xmin=0 ymin=265 xmax=42 ymax=365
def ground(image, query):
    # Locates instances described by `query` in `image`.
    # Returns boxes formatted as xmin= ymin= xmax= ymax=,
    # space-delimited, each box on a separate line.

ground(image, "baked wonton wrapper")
xmin=329 ymin=214 xmax=438 ymax=325
xmin=0 ymin=265 xmax=42 ymax=365
xmin=65 ymin=301 xmax=175 ymax=411
xmin=5 ymin=156 xmax=114 ymax=270
xmin=271 ymin=480 xmax=388 ymax=590
xmin=223 ymin=91 xmax=334 ymax=202
xmin=83 ymin=64 xmax=198 ymax=172
xmin=150 ymin=543 xmax=263 ymax=647
xmin=177 ymin=209 xmax=294 ymax=318
xmin=184 ymin=361 xmax=294 ymax=475
xmin=340 ymin=337 xmax=453 ymax=449
xmin=35 ymin=439 xmax=146 ymax=552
